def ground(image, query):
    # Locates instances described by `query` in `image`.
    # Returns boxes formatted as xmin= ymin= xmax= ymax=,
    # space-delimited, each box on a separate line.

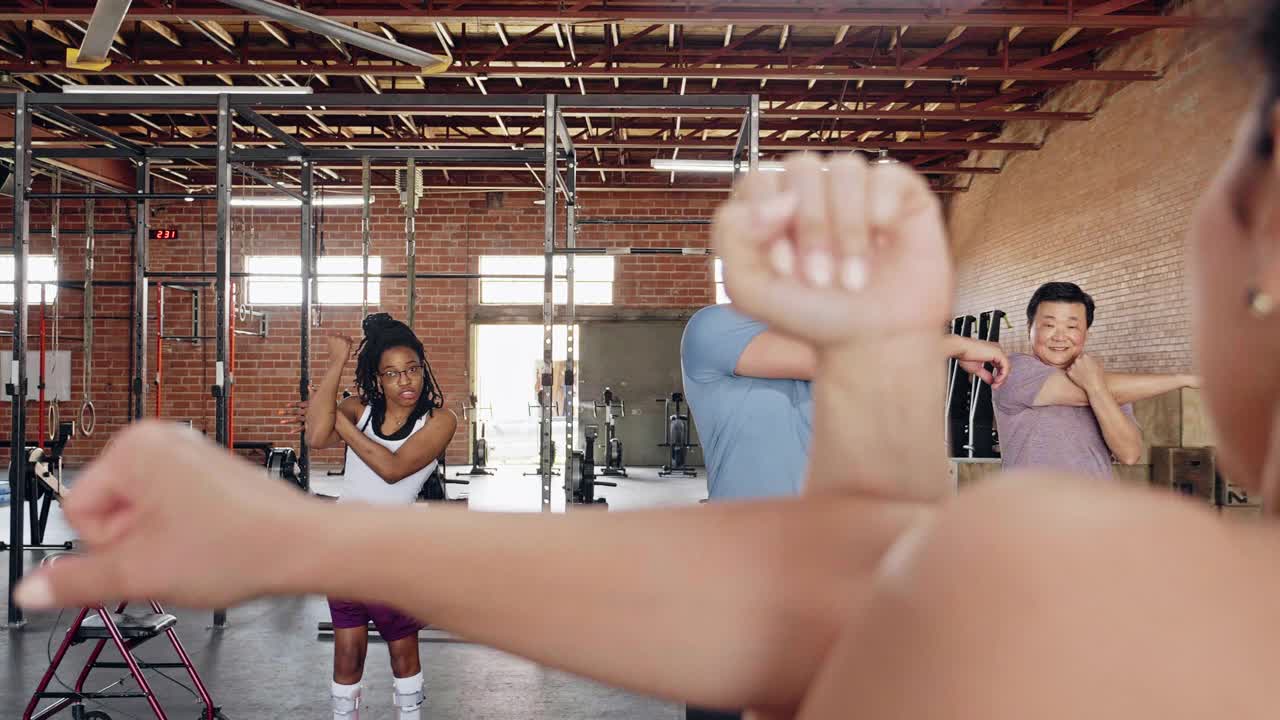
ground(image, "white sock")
xmin=332 ymin=680 xmax=361 ymax=720
xmin=392 ymin=672 xmax=424 ymax=720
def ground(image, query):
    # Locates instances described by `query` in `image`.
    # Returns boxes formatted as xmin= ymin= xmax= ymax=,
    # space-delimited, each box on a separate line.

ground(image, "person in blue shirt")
xmin=681 ymin=303 xmax=1010 ymax=502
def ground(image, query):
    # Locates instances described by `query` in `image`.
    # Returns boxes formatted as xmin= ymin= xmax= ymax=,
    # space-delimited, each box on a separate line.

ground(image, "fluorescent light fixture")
xmin=652 ymin=152 xmax=897 ymax=174
xmin=649 ymin=159 xmax=784 ymax=174
xmin=231 ymin=195 xmax=372 ymax=208
xmin=62 ymin=85 xmax=314 ymax=95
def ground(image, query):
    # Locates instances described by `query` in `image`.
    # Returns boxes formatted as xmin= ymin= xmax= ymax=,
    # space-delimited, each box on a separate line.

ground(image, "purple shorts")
xmin=327 ymin=597 xmax=423 ymax=643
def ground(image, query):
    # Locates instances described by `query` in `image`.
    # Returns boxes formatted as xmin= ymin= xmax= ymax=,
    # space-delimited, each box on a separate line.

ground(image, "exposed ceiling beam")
xmin=1019 ymin=28 xmax=1144 ymax=70
xmin=326 ymin=36 xmax=352 ymax=62
xmin=1079 ymin=0 xmax=1151 ymax=15
xmin=199 ymin=20 xmax=235 ymax=47
xmin=0 ymin=8 xmax=1214 ymax=28
xmin=473 ymin=23 xmax=549 ymax=66
xmin=888 ymin=25 xmax=908 ymax=50
xmin=259 ymin=20 xmax=291 ymax=46
xmin=40 ymin=134 xmax=1040 ymax=153
xmin=149 ymin=106 xmax=1090 ymax=122
xmin=215 ymin=0 xmax=449 ymax=69
xmin=143 ymin=19 xmax=182 ymax=47
xmin=187 ymin=19 xmax=236 ymax=55
xmin=1051 ymin=27 xmax=1083 ymax=53
xmin=903 ymin=27 xmax=968 ymax=69
xmin=33 ymin=19 xmax=74 ymax=46
xmin=434 ymin=22 xmax=454 ymax=49
xmin=2 ymin=61 xmax=1154 ymax=83
xmin=571 ymin=24 xmax=663 ymax=70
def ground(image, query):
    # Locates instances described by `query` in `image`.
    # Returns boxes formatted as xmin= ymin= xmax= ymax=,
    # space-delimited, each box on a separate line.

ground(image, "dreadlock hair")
xmin=354 ymin=313 xmax=444 ymax=425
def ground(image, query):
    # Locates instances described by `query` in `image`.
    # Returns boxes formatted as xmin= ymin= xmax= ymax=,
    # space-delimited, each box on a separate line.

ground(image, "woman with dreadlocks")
xmin=304 ymin=312 xmax=457 ymax=720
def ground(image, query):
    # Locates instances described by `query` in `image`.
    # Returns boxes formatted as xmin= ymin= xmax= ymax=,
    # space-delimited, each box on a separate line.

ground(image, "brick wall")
xmin=949 ymin=8 xmax=1251 ymax=373
xmin=0 ymin=187 xmax=722 ymax=468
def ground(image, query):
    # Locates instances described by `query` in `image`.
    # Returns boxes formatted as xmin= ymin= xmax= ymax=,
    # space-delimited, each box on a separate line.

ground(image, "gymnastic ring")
xmin=47 ymin=402 xmax=59 ymax=441
xmin=79 ymin=401 xmax=96 ymax=437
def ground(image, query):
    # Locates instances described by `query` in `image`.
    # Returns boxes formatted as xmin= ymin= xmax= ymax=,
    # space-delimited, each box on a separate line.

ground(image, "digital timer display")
xmin=151 ymin=228 xmax=179 ymax=241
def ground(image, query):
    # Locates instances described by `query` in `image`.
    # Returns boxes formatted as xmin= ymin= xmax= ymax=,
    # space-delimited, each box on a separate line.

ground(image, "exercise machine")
xmin=594 ymin=388 xmax=627 ymax=477
xmin=0 ymin=421 xmax=76 ymax=554
xmin=657 ymin=392 xmax=698 ymax=478
xmin=967 ymin=310 xmax=1009 ymax=458
xmin=457 ymin=394 xmax=494 ymax=477
xmin=945 ymin=315 xmax=977 ymax=458
xmin=419 ymin=454 xmax=469 ymax=502
xmin=568 ymin=425 xmax=618 ymax=505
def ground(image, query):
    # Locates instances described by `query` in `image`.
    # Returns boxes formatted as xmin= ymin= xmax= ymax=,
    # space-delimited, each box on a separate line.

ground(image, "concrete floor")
xmin=2 ymin=462 xmax=708 ymax=720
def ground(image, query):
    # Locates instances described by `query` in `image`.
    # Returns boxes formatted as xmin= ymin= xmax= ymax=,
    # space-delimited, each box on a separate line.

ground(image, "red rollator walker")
xmin=23 ymin=588 xmax=225 ymax=720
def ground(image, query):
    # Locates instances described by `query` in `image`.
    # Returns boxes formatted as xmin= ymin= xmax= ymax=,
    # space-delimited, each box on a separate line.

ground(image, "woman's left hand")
xmin=14 ymin=422 xmax=317 ymax=610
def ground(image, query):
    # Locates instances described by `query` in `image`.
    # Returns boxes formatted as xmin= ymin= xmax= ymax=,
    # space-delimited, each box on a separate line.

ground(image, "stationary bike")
xmin=594 ymin=387 xmax=627 ymax=477
xmin=657 ymin=392 xmax=698 ymax=477
xmin=457 ymin=394 xmax=494 ymax=477
xmin=568 ymin=425 xmax=617 ymax=505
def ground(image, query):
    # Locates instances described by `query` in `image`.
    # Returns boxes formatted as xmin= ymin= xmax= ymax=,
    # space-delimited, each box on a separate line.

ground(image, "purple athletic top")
xmin=992 ymin=353 xmax=1136 ymax=478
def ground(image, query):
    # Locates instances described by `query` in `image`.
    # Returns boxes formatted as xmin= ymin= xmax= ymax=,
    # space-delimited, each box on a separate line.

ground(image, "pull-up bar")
xmin=554 ymin=247 xmax=713 ymax=256
xmin=27 ymin=193 xmax=214 ymax=201
xmin=576 ymin=218 xmax=712 ymax=226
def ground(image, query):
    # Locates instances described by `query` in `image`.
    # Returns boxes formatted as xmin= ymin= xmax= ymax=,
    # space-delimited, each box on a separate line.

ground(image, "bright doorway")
xmin=473 ymin=324 xmax=579 ymax=464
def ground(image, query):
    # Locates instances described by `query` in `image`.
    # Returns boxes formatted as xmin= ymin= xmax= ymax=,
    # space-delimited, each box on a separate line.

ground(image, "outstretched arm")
xmin=288 ymin=493 xmax=922 ymax=713
xmin=1035 ymin=370 xmax=1197 ymax=407
xmin=17 ymin=421 xmax=924 ymax=716
xmin=733 ymin=331 xmax=1006 ymax=389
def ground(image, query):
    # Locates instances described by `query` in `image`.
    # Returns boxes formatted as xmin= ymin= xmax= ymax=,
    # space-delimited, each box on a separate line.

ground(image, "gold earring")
xmin=1248 ymin=287 xmax=1275 ymax=318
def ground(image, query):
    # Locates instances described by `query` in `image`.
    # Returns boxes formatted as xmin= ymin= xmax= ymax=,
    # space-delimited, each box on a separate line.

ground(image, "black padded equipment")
xmin=74 ymin=613 xmax=178 ymax=642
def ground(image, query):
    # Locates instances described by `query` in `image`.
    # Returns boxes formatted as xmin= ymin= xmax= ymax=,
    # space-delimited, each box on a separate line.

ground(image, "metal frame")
xmin=3 ymin=90 xmax=753 ymax=625
xmin=540 ymin=94 xmax=757 ymax=505
xmin=7 ymin=92 xmax=30 ymax=627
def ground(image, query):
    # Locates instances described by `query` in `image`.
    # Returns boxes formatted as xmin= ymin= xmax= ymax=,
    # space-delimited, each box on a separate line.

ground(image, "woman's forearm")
xmin=275 ymin=495 xmax=926 ymax=713
xmin=334 ymin=412 xmax=404 ymax=481
xmin=807 ymin=333 xmax=950 ymax=502
xmin=306 ymin=364 xmax=346 ymax=445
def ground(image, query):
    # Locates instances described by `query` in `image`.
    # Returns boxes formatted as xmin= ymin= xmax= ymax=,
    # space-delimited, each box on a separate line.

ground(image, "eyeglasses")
xmin=380 ymin=365 xmax=424 ymax=382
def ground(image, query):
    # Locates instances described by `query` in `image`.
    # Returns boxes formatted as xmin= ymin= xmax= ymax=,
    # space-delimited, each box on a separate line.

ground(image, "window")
xmin=714 ymin=258 xmax=729 ymax=304
xmin=0 ymin=255 xmax=59 ymax=304
xmin=316 ymin=256 xmax=384 ymax=305
xmin=245 ymin=255 xmax=382 ymax=306
xmin=479 ymin=255 xmax=613 ymax=305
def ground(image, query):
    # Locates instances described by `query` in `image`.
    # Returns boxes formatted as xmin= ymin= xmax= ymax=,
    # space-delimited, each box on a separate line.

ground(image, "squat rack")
xmin=538 ymin=94 xmax=758 ymax=510
xmin=3 ymin=90 xmax=758 ymax=627
xmin=2 ymin=91 xmax=556 ymax=628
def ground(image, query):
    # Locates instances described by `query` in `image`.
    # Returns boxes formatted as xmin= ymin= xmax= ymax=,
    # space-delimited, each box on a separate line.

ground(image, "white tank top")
xmin=338 ymin=405 xmax=437 ymax=506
